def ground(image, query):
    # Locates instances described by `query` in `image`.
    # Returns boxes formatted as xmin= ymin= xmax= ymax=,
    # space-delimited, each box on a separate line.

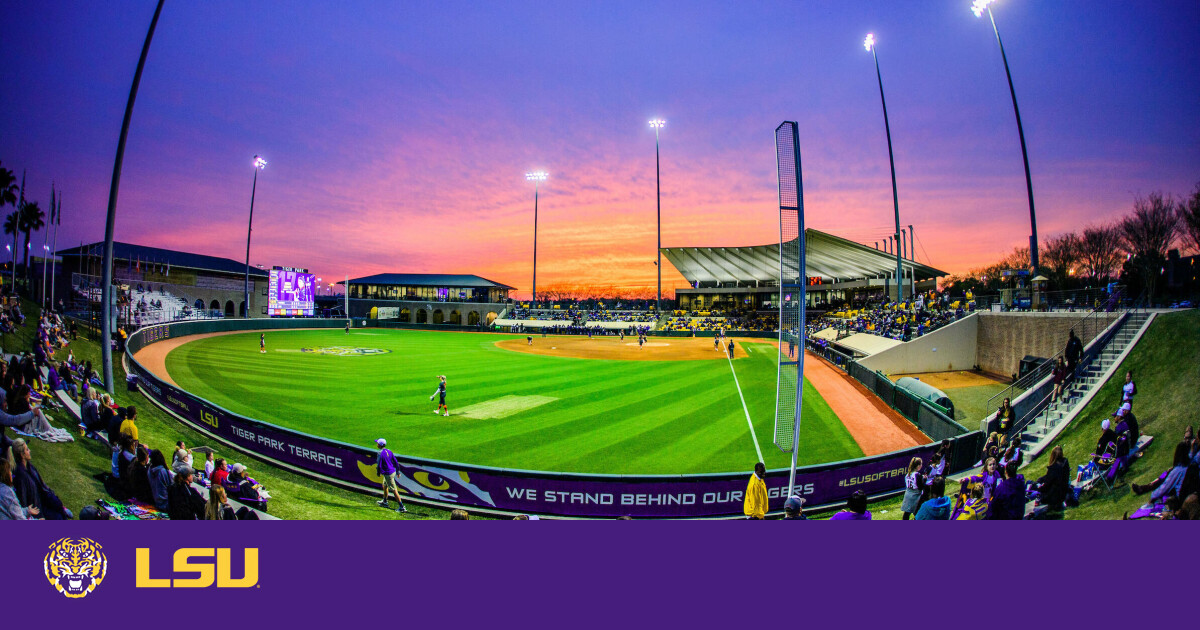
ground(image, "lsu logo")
xmin=199 ymin=408 xmax=219 ymax=429
xmin=136 ymin=548 xmax=259 ymax=588
xmin=44 ymin=537 xmax=107 ymax=599
xmin=301 ymin=346 xmax=391 ymax=356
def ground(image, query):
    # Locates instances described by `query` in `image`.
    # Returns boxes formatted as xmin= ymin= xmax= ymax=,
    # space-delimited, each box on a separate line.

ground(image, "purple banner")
xmin=128 ymin=324 xmax=955 ymax=518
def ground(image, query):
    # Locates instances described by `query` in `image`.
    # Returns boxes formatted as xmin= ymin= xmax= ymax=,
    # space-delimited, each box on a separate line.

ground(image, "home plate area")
xmin=455 ymin=395 xmax=559 ymax=419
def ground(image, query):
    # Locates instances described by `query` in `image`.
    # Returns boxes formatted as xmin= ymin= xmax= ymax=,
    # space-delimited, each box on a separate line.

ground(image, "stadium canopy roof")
xmin=661 ymin=228 xmax=945 ymax=286
xmin=57 ymin=241 xmax=269 ymax=278
xmin=341 ymin=273 xmax=515 ymax=289
xmin=835 ymin=332 xmax=904 ymax=356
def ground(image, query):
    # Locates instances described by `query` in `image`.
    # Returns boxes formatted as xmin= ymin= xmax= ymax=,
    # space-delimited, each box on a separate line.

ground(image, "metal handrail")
xmin=984 ymin=287 xmax=1125 ymax=417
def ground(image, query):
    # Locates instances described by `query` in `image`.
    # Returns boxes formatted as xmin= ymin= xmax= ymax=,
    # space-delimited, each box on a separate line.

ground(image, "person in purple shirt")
xmin=375 ymin=438 xmax=407 ymax=513
xmin=829 ymin=490 xmax=872 ymax=521
xmin=988 ymin=461 xmax=1027 ymax=520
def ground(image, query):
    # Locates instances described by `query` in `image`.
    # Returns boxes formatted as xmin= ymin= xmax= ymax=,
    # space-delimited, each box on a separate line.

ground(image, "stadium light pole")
xmin=649 ymin=119 xmax=666 ymax=314
xmin=526 ymin=171 xmax=547 ymax=306
xmin=100 ymin=0 xmax=165 ymax=396
xmin=972 ymin=0 xmax=1038 ymax=274
xmin=864 ymin=34 xmax=905 ymax=303
xmin=244 ymin=155 xmax=267 ymax=319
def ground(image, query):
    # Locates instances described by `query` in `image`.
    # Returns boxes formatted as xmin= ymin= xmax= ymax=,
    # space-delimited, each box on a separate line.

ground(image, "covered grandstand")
xmin=662 ymin=228 xmax=946 ymax=312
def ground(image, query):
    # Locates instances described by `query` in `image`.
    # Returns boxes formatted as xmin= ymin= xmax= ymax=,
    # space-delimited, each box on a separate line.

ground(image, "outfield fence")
xmin=127 ymin=320 xmax=982 ymax=518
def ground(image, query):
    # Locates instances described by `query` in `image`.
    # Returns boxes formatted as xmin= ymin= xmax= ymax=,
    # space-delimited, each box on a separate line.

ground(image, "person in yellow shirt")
xmin=744 ymin=462 xmax=768 ymax=519
xmin=119 ymin=406 xmax=139 ymax=443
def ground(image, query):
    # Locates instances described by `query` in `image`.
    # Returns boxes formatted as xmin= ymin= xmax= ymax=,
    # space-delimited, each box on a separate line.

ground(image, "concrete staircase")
xmin=1017 ymin=311 xmax=1151 ymax=455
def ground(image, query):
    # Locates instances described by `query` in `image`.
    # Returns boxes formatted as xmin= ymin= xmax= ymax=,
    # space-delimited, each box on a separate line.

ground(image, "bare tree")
xmin=1079 ymin=223 xmax=1124 ymax=283
xmin=1040 ymin=232 xmax=1083 ymax=286
xmin=1180 ymin=181 xmax=1200 ymax=255
xmin=1121 ymin=192 xmax=1181 ymax=299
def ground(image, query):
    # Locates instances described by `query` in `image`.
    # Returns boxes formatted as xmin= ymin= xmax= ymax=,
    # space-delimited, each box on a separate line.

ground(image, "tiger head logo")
xmin=44 ymin=538 xmax=107 ymax=598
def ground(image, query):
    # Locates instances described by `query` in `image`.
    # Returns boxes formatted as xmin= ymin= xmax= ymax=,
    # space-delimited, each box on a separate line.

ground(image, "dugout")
xmin=894 ymin=376 xmax=954 ymax=418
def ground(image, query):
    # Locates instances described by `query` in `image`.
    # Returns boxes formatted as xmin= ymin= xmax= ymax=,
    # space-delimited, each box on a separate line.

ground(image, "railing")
xmin=984 ymin=288 xmax=1126 ymax=419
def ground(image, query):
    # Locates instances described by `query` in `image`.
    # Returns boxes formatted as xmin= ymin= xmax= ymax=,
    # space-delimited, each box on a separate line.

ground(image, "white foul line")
xmin=726 ymin=352 xmax=764 ymax=463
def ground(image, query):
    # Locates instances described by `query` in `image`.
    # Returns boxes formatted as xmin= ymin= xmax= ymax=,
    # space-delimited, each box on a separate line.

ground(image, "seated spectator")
xmin=10 ymin=438 xmax=72 ymax=519
xmin=114 ymin=433 xmax=137 ymax=486
xmin=1000 ymin=438 xmax=1023 ymax=470
xmin=993 ymin=398 xmax=1015 ymax=436
xmin=80 ymin=388 xmax=103 ymax=436
xmin=167 ymin=464 xmax=205 ymax=520
xmin=147 ymin=449 xmax=171 ymax=511
xmin=119 ymin=406 xmax=139 ymax=443
xmin=172 ymin=441 xmax=194 ymax=471
xmin=1093 ymin=419 xmax=1117 ymax=464
xmin=204 ymin=485 xmax=237 ymax=520
xmin=1031 ymin=446 xmax=1070 ymax=518
xmin=0 ymin=457 xmax=39 ymax=520
xmin=952 ymin=479 xmax=989 ymax=520
xmin=782 ymin=496 xmax=806 ymax=520
xmin=229 ymin=463 xmax=268 ymax=509
xmin=450 ymin=509 xmax=470 ymax=520
xmin=210 ymin=458 xmax=230 ymax=487
xmin=7 ymin=385 xmax=72 ymax=442
xmin=915 ymin=477 xmax=951 ymax=520
xmin=829 ymin=490 xmax=872 ymax=520
xmin=1133 ymin=442 xmax=1192 ymax=504
xmin=989 ymin=461 xmax=1026 ymax=520
xmin=1113 ymin=401 xmax=1139 ymax=448
xmin=125 ymin=446 xmax=153 ymax=504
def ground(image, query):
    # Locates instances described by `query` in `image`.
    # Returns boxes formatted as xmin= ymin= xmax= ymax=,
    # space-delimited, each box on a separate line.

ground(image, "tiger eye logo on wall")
xmin=44 ymin=538 xmax=107 ymax=599
xmin=301 ymin=346 xmax=391 ymax=356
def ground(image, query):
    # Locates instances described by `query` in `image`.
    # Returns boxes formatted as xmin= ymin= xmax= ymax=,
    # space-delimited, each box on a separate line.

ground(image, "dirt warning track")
xmin=801 ymin=350 xmax=930 ymax=455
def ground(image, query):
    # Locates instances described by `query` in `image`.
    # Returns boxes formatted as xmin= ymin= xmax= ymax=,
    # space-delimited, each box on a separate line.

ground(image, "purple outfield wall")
xmin=126 ymin=321 xmax=982 ymax=518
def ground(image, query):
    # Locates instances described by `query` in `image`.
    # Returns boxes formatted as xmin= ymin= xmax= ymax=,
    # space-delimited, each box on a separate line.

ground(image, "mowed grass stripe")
xmin=165 ymin=330 xmax=863 ymax=474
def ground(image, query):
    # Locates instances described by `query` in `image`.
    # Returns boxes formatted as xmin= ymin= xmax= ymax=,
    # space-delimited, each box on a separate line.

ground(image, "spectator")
xmin=210 ymin=458 xmax=230 ymax=487
xmin=450 ymin=509 xmax=470 ymax=520
xmin=119 ymin=405 xmax=139 ymax=442
xmin=989 ymin=461 xmax=1026 ymax=520
xmin=114 ymin=433 xmax=137 ymax=486
xmin=10 ymin=438 xmax=72 ymax=519
xmin=1133 ymin=442 xmax=1191 ymax=503
xmin=994 ymin=397 xmax=1015 ymax=436
xmin=782 ymin=495 xmax=806 ymax=520
xmin=1000 ymin=438 xmax=1023 ymax=470
xmin=0 ymin=457 xmax=39 ymax=520
xmin=1113 ymin=401 xmax=1139 ymax=448
xmin=1065 ymin=329 xmax=1083 ymax=378
xmin=900 ymin=456 xmax=924 ymax=520
xmin=743 ymin=462 xmax=768 ymax=520
xmin=147 ymin=449 xmax=171 ymax=511
xmin=1121 ymin=370 xmax=1137 ymax=404
xmin=204 ymin=485 xmax=237 ymax=520
xmin=954 ymin=483 xmax=989 ymax=520
xmin=1092 ymin=419 xmax=1116 ymax=464
xmin=1032 ymin=445 xmax=1070 ymax=518
xmin=374 ymin=438 xmax=407 ymax=513
xmin=976 ymin=457 xmax=1001 ymax=502
xmin=829 ymin=490 xmax=872 ymax=520
xmin=1051 ymin=358 xmax=1068 ymax=403
xmin=229 ymin=463 xmax=267 ymax=508
xmin=172 ymin=441 xmax=193 ymax=471
xmin=80 ymin=388 xmax=103 ymax=436
xmin=915 ymin=477 xmax=951 ymax=520
xmin=167 ymin=464 xmax=205 ymax=520
xmin=125 ymin=446 xmax=153 ymax=504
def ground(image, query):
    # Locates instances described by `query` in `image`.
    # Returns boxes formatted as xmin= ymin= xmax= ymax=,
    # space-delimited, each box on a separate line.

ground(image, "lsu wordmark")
xmin=136 ymin=548 xmax=259 ymax=588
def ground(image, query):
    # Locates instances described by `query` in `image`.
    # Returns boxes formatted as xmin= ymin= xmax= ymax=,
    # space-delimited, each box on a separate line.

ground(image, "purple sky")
xmin=2 ymin=1 xmax=1198 ymax=297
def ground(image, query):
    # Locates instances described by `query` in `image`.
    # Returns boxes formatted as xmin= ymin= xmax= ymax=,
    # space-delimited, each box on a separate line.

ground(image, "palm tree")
xmin=19 ymin=200 xmax=44 ymax=288
xmin=0 ymin=163 xmax=18 ymax=210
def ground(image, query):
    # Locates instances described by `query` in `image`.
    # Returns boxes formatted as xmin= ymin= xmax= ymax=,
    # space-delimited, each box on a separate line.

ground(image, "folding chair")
xmin=1089 ymin=441 xmax=1119 ymax=492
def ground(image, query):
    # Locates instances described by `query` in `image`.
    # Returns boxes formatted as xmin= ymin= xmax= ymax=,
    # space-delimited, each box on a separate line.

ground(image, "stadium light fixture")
xmin=649 ymin=119 xmax=666 ymax=313
xmin=526 ymin=172 xmax=548 ymax=304
xmin=972 ymin=0 xmax=1040 ymax=275
xmin=864 ymin=33 xmax=905 ymax=301
xmin=244 ymin=155 xmax=266 ymax=320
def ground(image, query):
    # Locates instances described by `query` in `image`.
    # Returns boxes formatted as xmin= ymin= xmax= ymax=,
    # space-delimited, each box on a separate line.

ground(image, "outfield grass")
xmin=3 ymin=315 xmax=447 ymax=520
xmin=163 ymin=330 xmax=863 ymax=475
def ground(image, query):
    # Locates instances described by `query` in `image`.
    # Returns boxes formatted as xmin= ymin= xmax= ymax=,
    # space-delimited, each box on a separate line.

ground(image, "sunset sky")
xmin=2 ymin=1 xmax=1197 ymax=298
